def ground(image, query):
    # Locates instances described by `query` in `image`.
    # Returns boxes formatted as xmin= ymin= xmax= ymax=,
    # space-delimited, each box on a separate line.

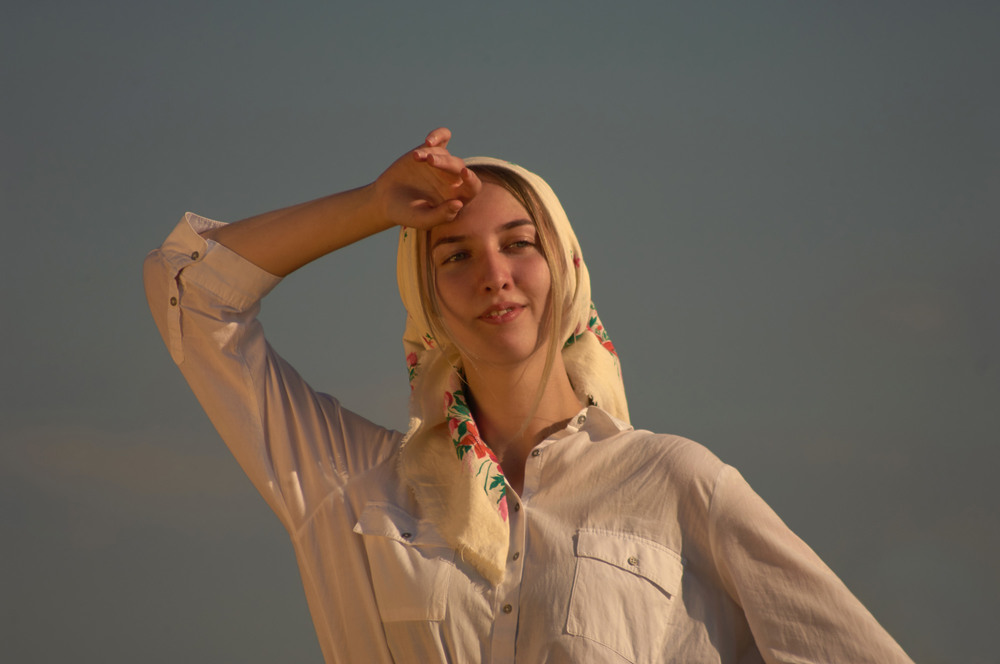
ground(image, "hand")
xmin=373 ymin=127 xmax=482 ymax=230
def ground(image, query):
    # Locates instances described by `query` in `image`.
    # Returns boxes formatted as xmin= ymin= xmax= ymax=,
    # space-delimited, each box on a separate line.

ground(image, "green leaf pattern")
xmin=444 ymin=383 xmax=508 ymax=519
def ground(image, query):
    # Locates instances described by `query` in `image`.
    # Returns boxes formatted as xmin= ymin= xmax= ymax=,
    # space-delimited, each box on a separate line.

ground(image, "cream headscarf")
xmin=396 ymin=156 xmax=628 ymax=585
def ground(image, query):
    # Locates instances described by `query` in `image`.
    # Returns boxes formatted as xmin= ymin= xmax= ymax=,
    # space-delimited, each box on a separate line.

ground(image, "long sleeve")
xmin=143 ymin=213 xmax=402 ymax=532
xmin=708 ymin=465 xmax=912 ymax=663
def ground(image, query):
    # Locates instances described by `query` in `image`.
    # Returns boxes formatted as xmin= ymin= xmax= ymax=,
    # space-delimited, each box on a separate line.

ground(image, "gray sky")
xmin=3 ymin=2 xmax=997 ymax=662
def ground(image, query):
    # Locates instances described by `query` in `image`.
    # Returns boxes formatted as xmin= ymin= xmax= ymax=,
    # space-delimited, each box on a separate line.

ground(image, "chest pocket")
xmin=566 ymin=529 xmax=684 ymax=663
xmin=353 ymin=502 xmax=456 ymax=622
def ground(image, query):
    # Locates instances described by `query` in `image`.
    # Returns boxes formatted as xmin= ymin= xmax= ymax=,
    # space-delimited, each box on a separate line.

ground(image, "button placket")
xmin=491 ymin=483 xmax=527 ymax=663
xmin=507 ymin=499 xmax=526 ymax=569
xmin=491 ymin=510 xmax=524 ymax=664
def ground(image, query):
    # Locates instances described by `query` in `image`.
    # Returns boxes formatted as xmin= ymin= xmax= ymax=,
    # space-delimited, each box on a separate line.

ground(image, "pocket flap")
xmin=352 ymin=503 xmax=453 ymax=622
xmin=575 ymin=530 xmax=684 ymax=596
xmin=353 ymin=502 xmax=447 ymax=547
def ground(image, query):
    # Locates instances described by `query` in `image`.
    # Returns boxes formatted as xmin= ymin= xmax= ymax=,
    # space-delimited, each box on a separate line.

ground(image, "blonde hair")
xmin=416 ymin=164 xmax=569 ymax=422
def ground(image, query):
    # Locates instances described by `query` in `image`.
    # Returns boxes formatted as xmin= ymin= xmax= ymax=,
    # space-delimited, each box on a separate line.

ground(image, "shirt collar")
xmin=560 ymin=404 xmax=633 ymax=439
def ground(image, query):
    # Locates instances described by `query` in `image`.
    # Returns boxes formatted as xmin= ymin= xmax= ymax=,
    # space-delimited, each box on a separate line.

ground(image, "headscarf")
xmin=396 ymin=156 xmax=628 ymax=585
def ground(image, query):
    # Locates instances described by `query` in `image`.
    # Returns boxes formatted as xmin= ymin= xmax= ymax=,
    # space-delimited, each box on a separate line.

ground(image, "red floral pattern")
xmin=406 ymin=352 xmax=419 ymax=389
xmin=564 ymin=303 xmax=619 ymax=358
xmin=444 ymin=378 xmax=508 ymax=520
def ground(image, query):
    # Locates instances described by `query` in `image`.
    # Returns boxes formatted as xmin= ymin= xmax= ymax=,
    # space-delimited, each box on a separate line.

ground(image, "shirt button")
xmin=400 ymin=532 xmax=412 ymax=540
xmin=512 ymin=552 xmax=520 ymax=561
xmin=531 ymin=449 xmax=540 ymax=458
xmin=502 ymin=604 xmax=513 ymax=614
xmin=576 ymin=414 xmax=587 ymax=425
xmin=190 ymin=250 xmax=200 ymax=260
xmin=627 ymin=556 xmax=639 ymax=566
xmin=169 ymin=296 xmax=178 ymax=306
xmin=513 ymin=503 xmax=521 ymax=512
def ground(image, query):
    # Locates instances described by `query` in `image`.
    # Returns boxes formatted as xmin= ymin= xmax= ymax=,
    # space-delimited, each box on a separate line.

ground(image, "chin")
xmin=467 ymin=340 xmax=546 ymax=369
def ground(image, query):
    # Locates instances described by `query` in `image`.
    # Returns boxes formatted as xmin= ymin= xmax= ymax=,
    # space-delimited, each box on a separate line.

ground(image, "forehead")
xmin=428 ymin=183 xmax=533 ymax=244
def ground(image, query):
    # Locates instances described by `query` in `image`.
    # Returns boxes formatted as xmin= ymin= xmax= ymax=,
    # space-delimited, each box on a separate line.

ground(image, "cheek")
xmin=433 ymin=271 xmax=466 ymax=317
xmin=525 ymin=258 xmax=552 ymax=301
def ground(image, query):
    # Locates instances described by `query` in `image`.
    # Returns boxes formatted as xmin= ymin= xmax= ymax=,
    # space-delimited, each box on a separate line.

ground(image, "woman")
xmin=144 ymin=128 xmax=912 ymax=663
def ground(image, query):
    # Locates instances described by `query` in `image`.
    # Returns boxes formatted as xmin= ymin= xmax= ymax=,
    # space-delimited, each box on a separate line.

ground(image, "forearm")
xmin=203 ymin=183 xmax=393 ymax=277
xmin=201 ymin=127 xmax=479 ymax=277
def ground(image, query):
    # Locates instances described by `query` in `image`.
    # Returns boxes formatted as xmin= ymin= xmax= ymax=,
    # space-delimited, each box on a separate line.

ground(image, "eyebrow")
xmin=430 ymin=219 xmax=534 ymax=251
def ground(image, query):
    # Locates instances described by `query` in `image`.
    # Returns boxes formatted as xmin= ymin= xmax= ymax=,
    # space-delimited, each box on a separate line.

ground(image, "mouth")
xmin=479 ymin=304 xmax=523 ymax=323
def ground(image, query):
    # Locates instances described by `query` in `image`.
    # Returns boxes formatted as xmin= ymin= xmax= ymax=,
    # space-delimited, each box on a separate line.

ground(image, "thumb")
xmin=411 ymin=198 xmax=463 ymax=228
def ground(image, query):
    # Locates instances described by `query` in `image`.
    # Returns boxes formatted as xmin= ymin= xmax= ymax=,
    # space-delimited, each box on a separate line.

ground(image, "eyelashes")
xmin=436 ymin=238 xmax=538 ymax=266
xmin=441 ymin=250 xmax=469 ymax=264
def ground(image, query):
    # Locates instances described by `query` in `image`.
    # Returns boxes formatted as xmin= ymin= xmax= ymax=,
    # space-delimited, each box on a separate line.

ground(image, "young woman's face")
xmin=429 ymin=183 xmax=551 ymax=368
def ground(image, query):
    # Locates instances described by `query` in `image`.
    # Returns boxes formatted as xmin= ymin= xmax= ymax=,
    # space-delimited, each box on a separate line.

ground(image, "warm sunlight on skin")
xmin=429 ymin=183 xmax=551 ymax=369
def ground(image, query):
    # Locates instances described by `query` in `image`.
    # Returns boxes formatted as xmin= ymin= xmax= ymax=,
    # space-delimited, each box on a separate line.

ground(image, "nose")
xmin=480 ymin=251 xmax=511 ymax=292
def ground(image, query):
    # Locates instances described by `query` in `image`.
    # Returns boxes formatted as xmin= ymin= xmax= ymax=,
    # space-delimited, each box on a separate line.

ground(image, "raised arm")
xmin=143 ymin=128 xmax=481 ymax=529
xmin=204 ymin=127 xmax=482 ymax=276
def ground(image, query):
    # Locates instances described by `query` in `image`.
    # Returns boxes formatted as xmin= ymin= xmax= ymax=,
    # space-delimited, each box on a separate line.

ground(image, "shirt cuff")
xmin=161 ymin=211 xmax=283 ymax=310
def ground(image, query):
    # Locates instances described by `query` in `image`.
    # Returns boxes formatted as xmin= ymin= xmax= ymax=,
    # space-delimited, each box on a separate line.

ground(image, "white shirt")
xmin=144 ymin=213 xmax=912 ymax=664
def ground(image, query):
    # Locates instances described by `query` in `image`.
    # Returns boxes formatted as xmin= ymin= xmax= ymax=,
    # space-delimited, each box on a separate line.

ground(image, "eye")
xmin=506 ymin=238 xmax=537 ymax=251
xmin=441 ymin=250 xmax=469 ymax=265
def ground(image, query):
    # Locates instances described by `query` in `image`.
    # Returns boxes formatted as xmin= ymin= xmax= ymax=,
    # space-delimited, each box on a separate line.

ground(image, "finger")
xmin=423 ymin=127 xmax=451 ymax=149
xmin=438 ymin=198 xmax=464 ymax=218
xmin=410 ymin=198 xmax=464 ymax=226
xmin=412 ymin=145 xmax=455 ymax=163
xmin=424 ymin=151 xmax=467 ymax=175
xmin=457 ymin=167 xmax=481 ymax=190
xmin=452 ymin=167 xmax=482 ymax=201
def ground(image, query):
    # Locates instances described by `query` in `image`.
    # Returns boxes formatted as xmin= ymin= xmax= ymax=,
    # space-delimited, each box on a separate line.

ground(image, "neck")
xmin=462 ymin=351 xmax=583 ymax=490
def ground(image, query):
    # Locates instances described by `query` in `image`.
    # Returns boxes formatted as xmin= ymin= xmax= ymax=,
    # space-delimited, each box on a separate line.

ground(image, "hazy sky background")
xmin=3 ymin=2 xmax=998 ymax=662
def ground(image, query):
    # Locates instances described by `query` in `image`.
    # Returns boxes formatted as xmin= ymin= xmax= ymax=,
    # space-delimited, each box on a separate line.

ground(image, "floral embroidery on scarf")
xmin=406 ymin=352 xmax=419 ymax=389
xmin=587 ymin=312 xmax=617 ymax=356
xmin=422 ymin=332 xmax=436 ymax=349
xmin=444 ymin=381 xmax=509 ymax=521
xmin=564 ymin=302 xmax=618 ymax=358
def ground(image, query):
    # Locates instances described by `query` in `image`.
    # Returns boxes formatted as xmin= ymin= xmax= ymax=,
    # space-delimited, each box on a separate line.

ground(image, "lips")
xmin=479 ymin=303 xmax=524 ymax=323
